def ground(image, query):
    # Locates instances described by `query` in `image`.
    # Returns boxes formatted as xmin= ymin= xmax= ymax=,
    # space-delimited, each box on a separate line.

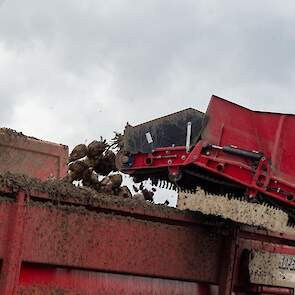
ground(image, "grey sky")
xmin=1 ymin=0 xmax=295 ymax=204
xmin=1 ymin=0 xmax=295 ymax=145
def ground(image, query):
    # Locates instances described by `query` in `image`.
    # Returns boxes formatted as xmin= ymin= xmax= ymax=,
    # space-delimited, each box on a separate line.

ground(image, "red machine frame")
xmin=122 ymin=96 xmax=295 ymax=208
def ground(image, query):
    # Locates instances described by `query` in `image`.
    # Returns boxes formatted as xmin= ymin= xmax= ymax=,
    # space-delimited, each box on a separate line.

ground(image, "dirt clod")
xmin=142 ymin=189 xmax=154 ymax=202
xmin=68 ymin=160 xmax=89 ymax=181
xmin=69 ymin=144 xmax=87 ymax=163
xmin=87 ymin=140 xmax=107 ymax=159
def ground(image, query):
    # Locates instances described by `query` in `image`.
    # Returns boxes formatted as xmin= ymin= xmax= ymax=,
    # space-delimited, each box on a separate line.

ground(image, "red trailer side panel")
xmin=0 ymin=191 xmax=294 ymax=295
xmin=0 ymin=130 xmax=68 ymax=180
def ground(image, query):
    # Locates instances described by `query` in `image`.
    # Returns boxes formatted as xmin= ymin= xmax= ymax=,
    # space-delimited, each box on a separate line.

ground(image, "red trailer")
xmin=0 ymin=129 xmax=294 ymax=294
xmin=0 ymin=183 xmax=295 ymax=295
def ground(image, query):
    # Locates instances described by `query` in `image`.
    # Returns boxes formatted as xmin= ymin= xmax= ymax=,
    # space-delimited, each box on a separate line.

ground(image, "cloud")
xmin=1 ymin=0 xmax=295 ymax=141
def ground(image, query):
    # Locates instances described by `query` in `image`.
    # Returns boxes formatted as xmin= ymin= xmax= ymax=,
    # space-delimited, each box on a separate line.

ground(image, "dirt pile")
xmin=0 ymin=171 xmax=92 ymax=202
xmin=0 ymin=127 xmax=41 ymax=142
xmin=0 ymin=171 xmax=134 ymax=206
xmin=0 ymin=128 xmax=25 ymax=138
xmin=0 ymin=172 xmax=176 ymax=217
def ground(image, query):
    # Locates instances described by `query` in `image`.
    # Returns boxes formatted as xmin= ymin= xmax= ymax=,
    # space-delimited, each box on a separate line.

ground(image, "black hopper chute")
xmin=123 ymin=108 xmax=206 ymax=154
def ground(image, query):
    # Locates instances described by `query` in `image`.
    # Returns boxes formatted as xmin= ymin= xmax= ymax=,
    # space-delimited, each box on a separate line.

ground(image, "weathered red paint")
xmin=0 ymin=190 xmax=294 ymax=295
xmin=19 ymin=265 xmax=216 ymax=295
xmin=0 ymin=132 xmax=68 ymax=180
xmin=0 ymin=192 xmax=26 ymax=294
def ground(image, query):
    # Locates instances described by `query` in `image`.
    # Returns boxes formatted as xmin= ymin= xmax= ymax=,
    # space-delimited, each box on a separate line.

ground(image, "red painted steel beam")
xmin=218 ymin=227 xmax=239 ymax=295
xmin=0 ymin=192 xmax=26 ymax=294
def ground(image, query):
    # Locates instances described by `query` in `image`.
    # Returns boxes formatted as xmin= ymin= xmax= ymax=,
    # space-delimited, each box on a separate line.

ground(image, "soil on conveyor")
xmin=178 ymin=191 xmax=295 ymax=235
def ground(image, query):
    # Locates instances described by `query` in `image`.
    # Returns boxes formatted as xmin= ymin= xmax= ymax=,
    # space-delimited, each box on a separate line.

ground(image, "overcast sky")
xmin=1 ymin=1 xmax=295 ymax=204
xmin=1 ymin=0 xmax=295 ymax=146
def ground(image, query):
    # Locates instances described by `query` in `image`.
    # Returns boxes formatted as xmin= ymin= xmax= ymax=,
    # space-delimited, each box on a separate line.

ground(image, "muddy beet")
xmin=69 ymin=144 xmax=87 ymax=163
xmin=87 ymin=140 xmax=108 ymax=159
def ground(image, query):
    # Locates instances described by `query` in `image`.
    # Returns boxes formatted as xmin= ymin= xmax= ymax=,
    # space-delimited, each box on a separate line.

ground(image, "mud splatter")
xmin=178 ymin=190 xmax=295 ymax=234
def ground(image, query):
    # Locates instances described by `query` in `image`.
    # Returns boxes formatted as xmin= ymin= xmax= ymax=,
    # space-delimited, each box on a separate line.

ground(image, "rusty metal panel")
xmin=0 ymin=130 xmax=68 ymax=180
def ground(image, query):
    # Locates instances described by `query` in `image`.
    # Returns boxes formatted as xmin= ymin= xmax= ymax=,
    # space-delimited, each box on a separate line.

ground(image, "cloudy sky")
xmin=1 ymin=0 xmax=295 ymax=204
